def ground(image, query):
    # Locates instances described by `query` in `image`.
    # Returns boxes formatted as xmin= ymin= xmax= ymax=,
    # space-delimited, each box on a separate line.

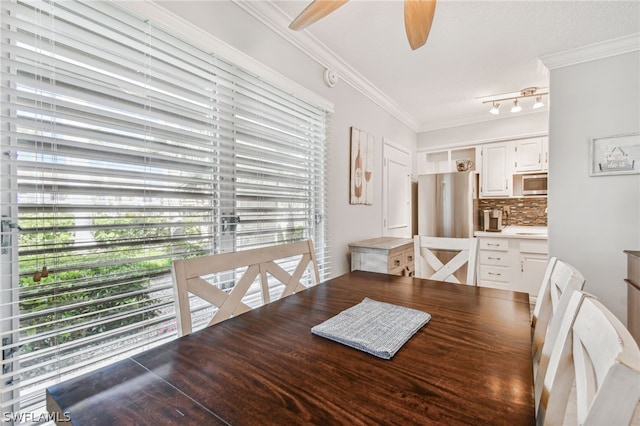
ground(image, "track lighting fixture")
xmin=482 ymin=87 xmax=548 ymax=115
xmin=533 ymin=96 xmax=544 ymax=109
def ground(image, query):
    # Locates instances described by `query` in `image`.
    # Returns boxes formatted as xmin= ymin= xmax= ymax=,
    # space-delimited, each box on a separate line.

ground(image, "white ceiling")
xmin=254 ymin=1 xmax=640 ymax=132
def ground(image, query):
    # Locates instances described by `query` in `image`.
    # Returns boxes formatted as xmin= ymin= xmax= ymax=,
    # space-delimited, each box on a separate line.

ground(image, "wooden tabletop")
xmin=47 ymin=271 xmax=535 ymax=425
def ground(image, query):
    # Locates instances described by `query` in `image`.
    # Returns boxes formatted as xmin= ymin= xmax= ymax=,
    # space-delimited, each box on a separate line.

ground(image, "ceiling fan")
xmin=288 ymin=0 xmax=437 ymax=50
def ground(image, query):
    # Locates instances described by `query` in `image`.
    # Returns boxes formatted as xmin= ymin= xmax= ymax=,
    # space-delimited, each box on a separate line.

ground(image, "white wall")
xmin=152 ymin=1 xmax=417 ymax=276
xmin=547 ymin=51 xmax=640 ymax=324
xmin=125 ymin=4 xmax=640 ymax=327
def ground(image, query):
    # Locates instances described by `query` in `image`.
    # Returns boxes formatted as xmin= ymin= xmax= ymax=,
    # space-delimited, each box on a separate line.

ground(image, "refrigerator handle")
xmin=441 ymin=181 xmax=447 ymax=207
xmin=441 ymin=180 xmax=451 ymax=235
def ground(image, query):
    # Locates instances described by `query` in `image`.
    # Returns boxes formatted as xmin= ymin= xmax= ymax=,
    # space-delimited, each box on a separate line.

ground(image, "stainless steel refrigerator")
xmin=417 ymin=172 xmax=477 ymax=237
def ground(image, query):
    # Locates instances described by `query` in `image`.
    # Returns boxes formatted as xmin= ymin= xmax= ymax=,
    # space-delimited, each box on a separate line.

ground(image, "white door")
xmin=382 ymin=139 xmax=411 ymax=237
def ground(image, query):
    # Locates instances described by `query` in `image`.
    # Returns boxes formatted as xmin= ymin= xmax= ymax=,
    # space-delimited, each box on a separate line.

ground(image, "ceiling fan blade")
xmin=289 ymin=0 xmax=349 ymax=31
xmin=404 ymin=0 xmax=437 ymax=50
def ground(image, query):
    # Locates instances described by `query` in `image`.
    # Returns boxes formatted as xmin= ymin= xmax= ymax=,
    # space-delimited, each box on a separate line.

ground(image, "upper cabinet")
xmin=480 ymin=142 xmax=514 ymax=197
xmin=418 ymin=136 xmax=548 ymax=198
xmin=417 ymin=146 xmax=478 ymax=174
xmin=514 ymin=137 xmax=549 ymax=172
xmin=542 ymin=137 xmax=549 ymax=171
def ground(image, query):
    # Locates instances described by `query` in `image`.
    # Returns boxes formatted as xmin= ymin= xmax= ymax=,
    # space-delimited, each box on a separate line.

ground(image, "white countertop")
xmin=474 ymin=226 xmax=548 ymax=239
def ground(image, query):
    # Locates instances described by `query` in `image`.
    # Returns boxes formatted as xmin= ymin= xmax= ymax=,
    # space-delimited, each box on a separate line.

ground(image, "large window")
xmin=0 ymin=0 xmax=329 ymax=419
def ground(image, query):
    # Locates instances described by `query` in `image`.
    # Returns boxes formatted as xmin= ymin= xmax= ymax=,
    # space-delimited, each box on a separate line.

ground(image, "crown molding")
xmin=234 ymin=0 xmax=420 ymax=132
xmin=417 ymin=108 xmax=549 ymax=133
xmin=540 ymin=33 xmax=640 ymax=70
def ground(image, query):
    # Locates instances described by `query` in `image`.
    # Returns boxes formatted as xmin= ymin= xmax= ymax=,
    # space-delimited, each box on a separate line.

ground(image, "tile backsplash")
xmin=479 ymin=197 xmax=547 ymax=226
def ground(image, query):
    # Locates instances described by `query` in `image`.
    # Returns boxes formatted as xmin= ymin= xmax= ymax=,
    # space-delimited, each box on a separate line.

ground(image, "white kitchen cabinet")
xmin=515 ymin=138 xmax=543 ymax=172
xmin=419 ymin=135 xmax=548 ymax=198
xmin=518 ymin=239 xmax=549 ymax=299
xmin=480 ymin=142 xmax=513 ymax=197
xmin=542 ymin=137 xmax=549 ymax=171
xmin=419 ymin=150 xmax=449 ymax=174
xmin=514 ymin=137 xmax=549 ymax=172
xmin=519 ymin=252 xmax=548 ymax=296
xmin=477 ymin=234 xmax=548 ymax=298
xmin=451 ymin=147 xmax=477 ymax=172
xmin=417 ymin=146 xmax=477 ymax=174
xmin=478 ymin=237 xmax=511 ymax=290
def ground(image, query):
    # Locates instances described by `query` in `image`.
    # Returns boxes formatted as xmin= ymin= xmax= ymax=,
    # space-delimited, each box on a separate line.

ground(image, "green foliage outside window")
xmin=16 ymin=213 xmax=185 ymax=353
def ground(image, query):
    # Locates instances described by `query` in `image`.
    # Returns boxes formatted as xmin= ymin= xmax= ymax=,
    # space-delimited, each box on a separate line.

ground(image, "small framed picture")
xmin=589 ymin=132 xmax=640 ymax=176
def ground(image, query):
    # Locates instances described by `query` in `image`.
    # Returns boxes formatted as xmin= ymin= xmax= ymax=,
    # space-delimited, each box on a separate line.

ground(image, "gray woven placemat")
xmin=311 ymin=297 xmax=431 ymax=359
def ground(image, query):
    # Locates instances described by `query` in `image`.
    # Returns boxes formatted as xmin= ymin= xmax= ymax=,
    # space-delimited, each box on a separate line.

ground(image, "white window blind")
xmin=0 ymin=0 xmax=329 ymax=420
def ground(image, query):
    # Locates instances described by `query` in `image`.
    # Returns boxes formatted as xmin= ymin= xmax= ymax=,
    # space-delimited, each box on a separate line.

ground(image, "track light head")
xmin=489 ymin=102 xmax=500 ymax=115
xmin=533 ymin=96 xmax=544 ymax=109
xmin=511 ymin=99 xmax=522 ymax=113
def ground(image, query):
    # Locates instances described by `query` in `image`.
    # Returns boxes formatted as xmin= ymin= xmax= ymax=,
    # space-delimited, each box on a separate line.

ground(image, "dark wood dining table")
xmin=47 ymin=271 xmax=535 ymax=425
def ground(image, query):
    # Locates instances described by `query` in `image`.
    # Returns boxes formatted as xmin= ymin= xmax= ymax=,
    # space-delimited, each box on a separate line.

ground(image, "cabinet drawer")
xmin=388 ymin=253 xmax=404 ymax=271
xmin=479 ymin=238 xmax=508 ymax=251
xmin=479 ymin=266 xmax=509 ymax=283
xmin=519 ymin=239 xmax=548 ymax=254
xmin=479 ymin=250 xmax=509 ymax=266
xmin=403 ymin=249 xmax=414 ymax=266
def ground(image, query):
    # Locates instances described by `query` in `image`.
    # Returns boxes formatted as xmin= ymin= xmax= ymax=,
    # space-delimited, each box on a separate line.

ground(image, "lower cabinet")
xmin=519 ymin=253 xmax=548 ymax=297
xmin=478 ymin=238 xmax=510 ymax=288
xmin=349 ymin=237 xmax=414 ymax=276
xmin=477 ymin=236 xmax=548 ymax=298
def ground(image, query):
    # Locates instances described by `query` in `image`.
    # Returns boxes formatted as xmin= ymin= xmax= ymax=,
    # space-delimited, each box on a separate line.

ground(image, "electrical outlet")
xmin=503 ymin=206 xmax=510 ymax=215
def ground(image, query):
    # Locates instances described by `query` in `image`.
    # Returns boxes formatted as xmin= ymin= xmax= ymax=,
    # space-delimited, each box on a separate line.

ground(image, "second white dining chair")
xmin=531 ymin=257 xmax=586 ymax=387
xmin=413 ymin=236 xmax=478 ymax=285
xmin=536 ymin=291 xmax=640 ymax=426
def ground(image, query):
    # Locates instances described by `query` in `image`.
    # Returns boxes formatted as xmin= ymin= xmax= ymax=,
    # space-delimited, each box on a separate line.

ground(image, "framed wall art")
xmin=350 ymin=127 xmax=374 ymax=205
xmin=589 ymin=132 xmax=640 ymax=176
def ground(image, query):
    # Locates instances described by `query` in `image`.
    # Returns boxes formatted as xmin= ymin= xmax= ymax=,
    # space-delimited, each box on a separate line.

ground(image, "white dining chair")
xmin=531 ymin=257 xmax=586 ymax=387
xmin=413 ymin=236 xmax=478 ymax=285
xmin=536 ymin=291 xmax=640 ymax=426
xmin=171 ymin=239 xmax=320 ymax=336
xmin=534 ymin=288 xmax=584 ymax=414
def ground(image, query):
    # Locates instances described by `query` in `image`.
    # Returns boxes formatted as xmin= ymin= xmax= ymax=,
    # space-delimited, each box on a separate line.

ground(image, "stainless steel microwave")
xmin=522 ymin=173 xmax=548 ymax=195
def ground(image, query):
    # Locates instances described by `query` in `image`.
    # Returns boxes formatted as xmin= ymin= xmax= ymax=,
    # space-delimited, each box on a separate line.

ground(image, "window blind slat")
xmin=1 ymin=0 xmax=329 ymax=419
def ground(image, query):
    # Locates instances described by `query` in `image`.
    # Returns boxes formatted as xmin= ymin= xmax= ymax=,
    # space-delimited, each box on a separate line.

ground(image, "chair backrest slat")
xmin=531 ymin=257 xmax=586 ymax=405
xmin=171 ymin=240 xmax=320 ymax=336
xmin=413 ymin=236 xmax=478 ymax=285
